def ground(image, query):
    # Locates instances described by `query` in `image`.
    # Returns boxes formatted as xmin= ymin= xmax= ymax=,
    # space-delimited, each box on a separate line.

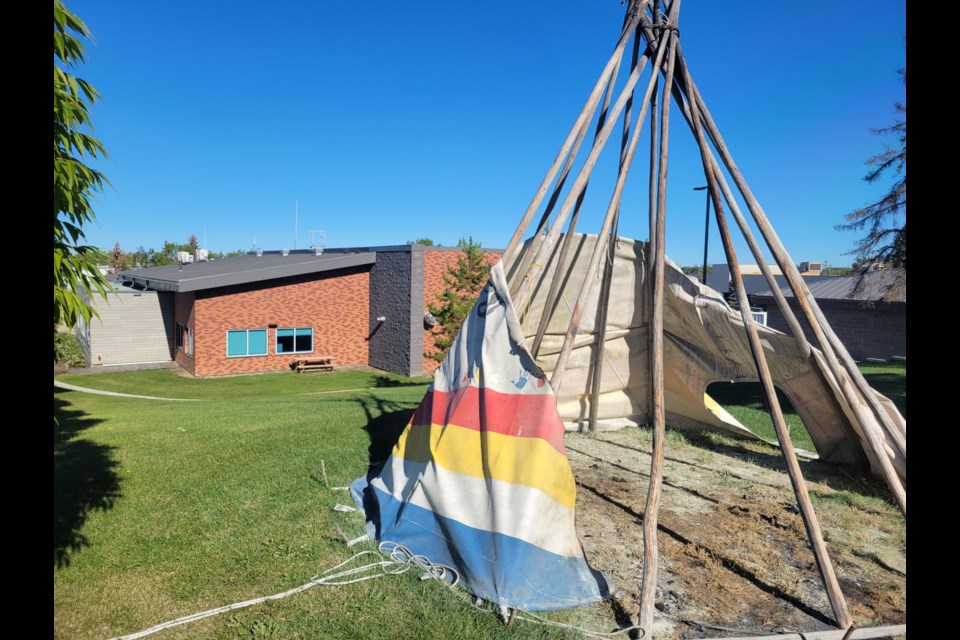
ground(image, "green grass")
xmin=53 ymin=370 xmax=589 ymax=640
xmin=54 ymin=368 xmax=431 ymax=400
xmin=705 ymin=362 xmax=905 ymax=453
xmin=54 ymin=364 xmax=904 ymax=639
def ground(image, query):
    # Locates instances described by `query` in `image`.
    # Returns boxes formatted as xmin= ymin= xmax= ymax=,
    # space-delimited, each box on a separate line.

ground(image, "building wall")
xmin=173 ymin=292 xmax=196 ymax=375
xmin=368 ymin=249 xmax=420 ymax=377
xmin=758 ymin=297 xmax=906 ymax=362
xmin=191 ymin=267 xmax=370 ymax=376
xmin=421 ymin=248 xmax=502 ymax=374
xmin=83 ymin=290 xmax=175 ymax=366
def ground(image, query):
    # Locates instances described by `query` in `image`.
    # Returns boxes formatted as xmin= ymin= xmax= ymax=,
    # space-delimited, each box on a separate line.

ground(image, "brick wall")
xmin=760 ymin=297 xmax=906 ymax=362
xmin=421 ymin=248 xmax=502 ymax=374
xmin=191 ymin=266 xmax=370 ymax=376
xmin=173 ymin=292 xmax=196 ymax=375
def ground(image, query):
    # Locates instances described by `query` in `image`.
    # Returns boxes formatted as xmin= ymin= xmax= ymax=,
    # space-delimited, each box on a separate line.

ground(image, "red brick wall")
xmin=173 ymin=292 xmax=196 ymax=375
xmin=421 ymin=249 xmax=501 ymax=374
xmin=191 ymin=267 xmax=370 ymax=377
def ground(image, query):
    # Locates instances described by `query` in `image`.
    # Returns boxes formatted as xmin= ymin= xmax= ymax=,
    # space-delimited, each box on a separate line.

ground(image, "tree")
xmin=836 ymin=68 xmax=906 ymax=275
xmin=188 ymin=234 xmax=199 ymax=251
xmin=108 ymin=242 xmax=125 ymax=273
xmin=426 ymin=237 xmax=488 ymax=362
xmin=54 ymin=0 xmax=110 ymax=331
xmin=407 ymin=238 xmax=436 ymax=246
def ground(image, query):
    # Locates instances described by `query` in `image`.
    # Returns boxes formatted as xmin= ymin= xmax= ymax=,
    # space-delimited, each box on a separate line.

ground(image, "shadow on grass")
xmin=859 ymin=372 xmax=906 ymax=416
xmin=54 ymin=389 xmax=121 ymax=568
xmin=350 ymin=393 xmax=422 ymax=539
xmin=371 ymin=375 xmax=431 ymax=389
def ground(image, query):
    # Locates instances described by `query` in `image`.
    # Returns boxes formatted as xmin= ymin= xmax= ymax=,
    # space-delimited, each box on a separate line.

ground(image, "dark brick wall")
xmin=191 ymin=267 xmax=370 ymax=376
xmin=368 ymin=248 xmax=421 ymax=377
xmin=758 ymin=297 xmax=906 ymax=362
xmin=173 ymin=292 xmax=195 ymax=375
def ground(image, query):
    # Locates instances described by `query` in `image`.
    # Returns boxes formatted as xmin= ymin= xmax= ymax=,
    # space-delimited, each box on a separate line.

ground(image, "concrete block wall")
xmin=762 ymin=298 xmax=906 ymax=362
xmin=86 ymin=290 xmax=175 ymax=366
xmin=368 ymin=248 xmax=421 ymax=377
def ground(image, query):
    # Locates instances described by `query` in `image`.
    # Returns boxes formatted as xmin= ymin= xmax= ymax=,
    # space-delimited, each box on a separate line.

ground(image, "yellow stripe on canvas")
xmin=394 ymin=422 xmax=576 ymax=509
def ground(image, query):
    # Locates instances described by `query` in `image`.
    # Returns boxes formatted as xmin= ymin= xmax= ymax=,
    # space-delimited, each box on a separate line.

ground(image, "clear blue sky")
xmin=70 ymin=0 xmax=905 ymax=268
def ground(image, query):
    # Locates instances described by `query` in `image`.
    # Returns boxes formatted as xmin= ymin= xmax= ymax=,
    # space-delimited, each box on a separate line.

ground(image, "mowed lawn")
xmin=54 ymin=370 xmax=593 ymax=640
xmin=54 ymin=364 xmax=904 ymax=639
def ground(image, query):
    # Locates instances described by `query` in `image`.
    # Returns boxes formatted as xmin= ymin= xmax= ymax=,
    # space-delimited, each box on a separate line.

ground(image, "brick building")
xmin=85 ymin=244 xmax=501 ymax=377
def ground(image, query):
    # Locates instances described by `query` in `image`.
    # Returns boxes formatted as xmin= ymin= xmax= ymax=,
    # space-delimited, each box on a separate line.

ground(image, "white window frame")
xmin=226 ymin=329 xmax=268 ymax=358
xmin=275 ymin=327 xmax=314 ymax=355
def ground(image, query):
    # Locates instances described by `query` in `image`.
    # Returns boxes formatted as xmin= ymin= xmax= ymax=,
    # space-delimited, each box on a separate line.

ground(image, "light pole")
xmin=694 ymin=186 xmax=710 ymax=285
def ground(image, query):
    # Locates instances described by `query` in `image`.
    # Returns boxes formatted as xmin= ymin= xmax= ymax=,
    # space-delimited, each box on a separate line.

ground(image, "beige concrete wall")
xmin=86 ymin=290 xmax=175 ymax=366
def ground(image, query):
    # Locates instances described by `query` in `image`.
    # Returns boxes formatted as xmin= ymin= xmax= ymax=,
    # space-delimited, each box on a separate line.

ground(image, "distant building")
xmin=752 ymin=269 xmax=906 ymax=362
xmin=77 ymin=244 xmax=501 ymax=377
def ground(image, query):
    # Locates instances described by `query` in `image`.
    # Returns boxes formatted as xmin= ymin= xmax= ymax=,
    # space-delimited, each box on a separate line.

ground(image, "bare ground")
xmin=566 ymin=428 xmax=906 ymax=639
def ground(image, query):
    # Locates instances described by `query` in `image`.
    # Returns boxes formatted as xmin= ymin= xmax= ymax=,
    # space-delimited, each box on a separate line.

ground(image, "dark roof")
xmin=754 ymin=268 xmax=906 ymax=302
xmin=117 ymin=251 xmax=376 ymax=293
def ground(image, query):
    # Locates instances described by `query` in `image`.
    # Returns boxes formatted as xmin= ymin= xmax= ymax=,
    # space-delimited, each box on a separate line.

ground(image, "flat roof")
xmin=118 ymin=251 xmax=376 ymax=293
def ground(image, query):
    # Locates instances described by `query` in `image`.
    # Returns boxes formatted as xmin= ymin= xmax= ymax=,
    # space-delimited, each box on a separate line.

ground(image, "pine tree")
xmin=837 ymin=68 xmax=905 ymax=273
xmin=426 ymin=237 xmax=488 ymax=363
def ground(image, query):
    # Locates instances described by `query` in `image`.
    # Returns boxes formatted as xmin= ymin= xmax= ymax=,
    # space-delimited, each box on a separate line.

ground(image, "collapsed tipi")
xmin=354 ymin=1 xmax=905 ymax=637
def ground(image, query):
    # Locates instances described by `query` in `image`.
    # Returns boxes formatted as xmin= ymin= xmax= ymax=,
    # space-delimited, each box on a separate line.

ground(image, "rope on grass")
xmin=105 ymin=542 xmax=459 ymax=640
xmin=107 ymin=539 xmax=641 ymax=640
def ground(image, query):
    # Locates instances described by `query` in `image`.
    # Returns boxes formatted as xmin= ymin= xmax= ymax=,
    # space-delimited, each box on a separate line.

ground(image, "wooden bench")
xmin=293 ymin=356 xmax=335 ymax=373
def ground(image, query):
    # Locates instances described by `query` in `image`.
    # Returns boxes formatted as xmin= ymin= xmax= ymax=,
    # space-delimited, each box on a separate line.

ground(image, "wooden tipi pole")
xmin=673 ymin=50 xmax=905 ymax=515
xmin=637 ymin=7 xmax=679 ymax=636
xmin=676 ymin=47 xmax=853 ymax=630
xmin=501 ymin=0 xmax=646 ymax=271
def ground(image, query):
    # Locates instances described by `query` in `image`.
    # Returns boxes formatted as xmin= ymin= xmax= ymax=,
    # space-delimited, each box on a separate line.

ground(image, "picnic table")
xmin=292 ymin=356 xmax=335 ymax=373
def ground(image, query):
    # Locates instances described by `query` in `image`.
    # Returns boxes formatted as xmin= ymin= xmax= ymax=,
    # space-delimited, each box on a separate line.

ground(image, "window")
xmin=176 ymin=323 xmax=193 ymax=356
xmin=227 ymin=329 xmax=268 ymax=357
xmin=751 ymin=310 xmax=768 ymax=326
xmin=276 ymin=327 xmax=313 ymax=354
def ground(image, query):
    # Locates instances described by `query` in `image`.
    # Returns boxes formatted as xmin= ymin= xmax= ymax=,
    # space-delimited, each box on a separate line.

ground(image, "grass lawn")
xmin=54 ymin=364 xmax=904 ymax=639
xmin=705 ymin=362 xmax=906 ymax=453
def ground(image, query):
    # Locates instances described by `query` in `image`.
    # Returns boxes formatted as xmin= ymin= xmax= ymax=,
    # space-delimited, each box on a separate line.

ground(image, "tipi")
xmin=355 ymin=1 xmax=905 ymax=638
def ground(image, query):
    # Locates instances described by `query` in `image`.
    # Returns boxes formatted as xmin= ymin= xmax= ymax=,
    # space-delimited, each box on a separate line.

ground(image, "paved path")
xmin=54 ymin=380 xmax=202 ymax=401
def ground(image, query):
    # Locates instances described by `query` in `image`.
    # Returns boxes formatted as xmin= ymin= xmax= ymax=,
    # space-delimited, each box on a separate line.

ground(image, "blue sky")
xmin=70 ymin=0 xmax=905 ymax=268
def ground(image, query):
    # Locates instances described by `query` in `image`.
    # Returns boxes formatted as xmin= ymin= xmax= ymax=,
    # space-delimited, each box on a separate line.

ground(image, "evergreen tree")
xmin=426 ymin=237 xmax=488 ymax=363
xmin=837 ymin=67 xmax=906 ymax=273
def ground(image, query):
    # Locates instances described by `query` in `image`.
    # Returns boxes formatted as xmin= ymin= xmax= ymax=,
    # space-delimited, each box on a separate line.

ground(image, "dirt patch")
xmin=566 ymin=428 xmax=906 ymax=639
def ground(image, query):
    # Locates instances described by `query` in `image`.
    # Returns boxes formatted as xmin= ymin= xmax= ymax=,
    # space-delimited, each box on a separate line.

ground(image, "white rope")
xmin=106 ymin=542 xmax=458 ymax=640
xmin=106 ymin=538 xmax=637 ymax=640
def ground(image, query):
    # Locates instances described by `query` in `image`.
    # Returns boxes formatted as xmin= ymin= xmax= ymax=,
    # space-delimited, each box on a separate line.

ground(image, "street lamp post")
xmin=694 ymin=186 xmax=710 ymax=285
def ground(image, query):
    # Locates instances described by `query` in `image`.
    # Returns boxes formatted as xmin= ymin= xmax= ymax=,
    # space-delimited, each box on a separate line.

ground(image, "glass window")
xmin=276 ymin=327 xmax=313 ymax=354
xmin=227 ymin=329 xmax=267 ymax=357
xmin=185 ymin=327 xmax=194 ymax=356
xmin=227 ymin=331 xmax=248 ymax=357
xmin=176 ymin=323 xmax=184 ymax=350
xmin=294 ymin=328 xmax=313 ymax=353
xmin=248 ymin=330 xmax=267 ymax=355
xmin=276 ymin=329 xmax=295 ymax=353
